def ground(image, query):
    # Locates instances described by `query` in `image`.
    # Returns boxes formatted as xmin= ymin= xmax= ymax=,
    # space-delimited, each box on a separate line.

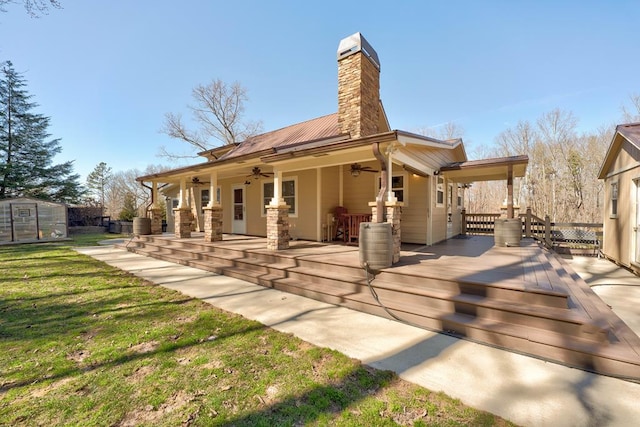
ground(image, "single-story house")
xmin=137 ymin=32 xmax=528 ymax=260
xmin=0 ymin=197 xmax=68 ymax=243
xmin=598 ymin=122 xmax=640 ymax=274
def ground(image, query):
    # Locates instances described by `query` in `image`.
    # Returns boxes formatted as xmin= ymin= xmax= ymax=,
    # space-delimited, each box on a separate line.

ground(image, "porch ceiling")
xmin=439 ymin=155 xmax=528 ymax=184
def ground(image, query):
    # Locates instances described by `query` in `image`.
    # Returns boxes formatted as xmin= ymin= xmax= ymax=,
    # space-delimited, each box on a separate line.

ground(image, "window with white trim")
xmin=262 ymin=178 xmax=297 ymax=216
xmin=377 ymin=173 xmax=407 ymax=203
xmin=200 ymin=187 xmax=221 ymax=213
xmin=436 ymin=176 xmax=445 ymax=207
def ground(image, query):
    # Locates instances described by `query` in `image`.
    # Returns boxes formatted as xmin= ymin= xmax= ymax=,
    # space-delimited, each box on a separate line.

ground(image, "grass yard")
xmin=0 ymin=234 xmax=515 ymax=426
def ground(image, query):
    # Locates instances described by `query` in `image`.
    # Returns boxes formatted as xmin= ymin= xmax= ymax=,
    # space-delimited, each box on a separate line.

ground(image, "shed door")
xmin=11 ymin=203 xmax=38 ymax=241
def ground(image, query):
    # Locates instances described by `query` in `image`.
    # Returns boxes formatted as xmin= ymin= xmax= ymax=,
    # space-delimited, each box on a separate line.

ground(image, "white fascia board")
xmin=396 ymin=132 xmax=460 ymax=150
xmin=393 ymin=151 xmax=436 ymax=176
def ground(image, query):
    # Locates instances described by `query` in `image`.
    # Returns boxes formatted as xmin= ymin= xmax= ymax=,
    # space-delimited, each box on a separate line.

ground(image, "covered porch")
xmin=122 ymin=232 xmax=640 ymax=380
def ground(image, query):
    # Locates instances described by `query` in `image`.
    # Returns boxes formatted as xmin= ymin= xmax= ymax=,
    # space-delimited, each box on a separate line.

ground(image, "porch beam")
xmin=269 ymin=169 xmax=286 ymax=206
xmin=178 ymin=177 xmax=188 ymax=208
xmin=208 ymin=171 xmax=219 ymax=207
xmin=507 ymin=164 xmax=514 ymax=219
xmin=151 ymin=182 xmax=159 ymax=208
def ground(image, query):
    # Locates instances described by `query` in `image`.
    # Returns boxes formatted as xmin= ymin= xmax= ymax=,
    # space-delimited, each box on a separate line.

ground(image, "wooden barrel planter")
xmin=133 ymin=217 xmax=151 ymax=235
xmin=359 ymin=222 xmax=393 ymax=273
xmin=494 ymin=218 xmax=522 ymax=247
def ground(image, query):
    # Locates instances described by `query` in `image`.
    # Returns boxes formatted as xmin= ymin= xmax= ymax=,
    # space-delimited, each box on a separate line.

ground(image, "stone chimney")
xmin=337 ymin=32 xmax=381 ymax=139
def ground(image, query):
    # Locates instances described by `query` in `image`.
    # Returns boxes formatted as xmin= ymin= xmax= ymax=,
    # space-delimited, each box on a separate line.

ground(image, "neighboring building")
xmin=0 ymin=197 xmax=68 ymax=243
xmin=137 ymin=33 xmax=527 ymax=253
xmin=598 ymin=122 xmax=640 ymax=274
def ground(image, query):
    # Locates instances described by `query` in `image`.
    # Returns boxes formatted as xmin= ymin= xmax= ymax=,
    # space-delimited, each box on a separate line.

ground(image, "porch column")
xmin=149 ymin=181 xmax=163 ymax=235
xmin=203 ymin=206 xmax=223 ymax=242
xmin=506 ymin=165 xmax=514 ymax=219
xmin=174 ymin=176 xmax=191 ymax=238
xmin=266 ymin=168 xmax=290 ymax=250
xmin=149 ymin=208 xmax=163 ymax=235
xmin=203 ymin=171 xmax=222 ymax=242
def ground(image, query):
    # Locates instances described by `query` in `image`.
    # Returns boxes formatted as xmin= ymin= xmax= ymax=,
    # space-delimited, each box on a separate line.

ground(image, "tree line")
xmin=422 ymin=98 xmax=640 ymax=224
xmin=3 ymin=53 xmax=639 ymax=226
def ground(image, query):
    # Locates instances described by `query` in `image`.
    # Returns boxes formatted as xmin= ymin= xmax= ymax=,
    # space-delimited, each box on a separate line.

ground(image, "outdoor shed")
xmin=598 ymin=122 xmax=640 ymax=274
xmin=0 ymin=197 xmax=68 ymax=243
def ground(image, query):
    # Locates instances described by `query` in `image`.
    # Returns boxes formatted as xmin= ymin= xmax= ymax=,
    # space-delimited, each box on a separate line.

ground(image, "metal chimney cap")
xmin=337 ymin=32 xmax=380 ymax=70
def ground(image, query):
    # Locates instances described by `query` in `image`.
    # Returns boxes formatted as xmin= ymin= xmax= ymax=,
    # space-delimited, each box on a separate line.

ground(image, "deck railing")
xmin=461 ymin=208 xmax=602 ymax=256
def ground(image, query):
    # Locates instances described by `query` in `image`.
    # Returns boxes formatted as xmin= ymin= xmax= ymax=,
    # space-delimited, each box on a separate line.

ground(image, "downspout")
xmin=141 ymin=181 xmax=153 ymax=217
xmin=373 ymin=142 xmax=387 ymax=223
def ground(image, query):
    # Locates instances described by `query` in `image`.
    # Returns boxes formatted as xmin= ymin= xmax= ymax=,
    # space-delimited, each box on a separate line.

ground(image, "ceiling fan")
xmin=191 ymin=177 xmax=209 ymax=185
xmin=247 ymin=167 xmax=273 ymax=179
xmin=350 ymin=163 xmax=378 ymax=177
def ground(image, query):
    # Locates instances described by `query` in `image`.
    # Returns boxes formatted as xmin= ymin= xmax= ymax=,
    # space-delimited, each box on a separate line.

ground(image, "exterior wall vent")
xmin=337 ymin=32 xmax=380 ymax=70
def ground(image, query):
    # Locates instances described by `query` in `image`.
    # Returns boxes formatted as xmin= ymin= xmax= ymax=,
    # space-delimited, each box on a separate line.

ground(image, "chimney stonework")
xmin=337 ymin=33 xmax=381 ymax=139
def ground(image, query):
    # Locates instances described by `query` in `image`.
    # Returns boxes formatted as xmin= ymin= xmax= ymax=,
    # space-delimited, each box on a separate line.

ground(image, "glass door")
xmin=232 ymin=185 xmax=246 ymax=234
xmin=12 ymin=203 xmax=38 ymax=241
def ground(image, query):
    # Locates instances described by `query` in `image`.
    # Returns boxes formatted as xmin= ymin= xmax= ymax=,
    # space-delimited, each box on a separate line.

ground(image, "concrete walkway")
xmin=76 ymin=244 xmax=640 ymax=427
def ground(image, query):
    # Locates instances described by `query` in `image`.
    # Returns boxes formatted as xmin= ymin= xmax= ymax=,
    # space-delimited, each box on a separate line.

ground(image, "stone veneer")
xmin=370 ymin=201 xmax=403 ymax=264
xmin=149 ymin=208 xmax=163 ymax=235
xmin=203 ymin=206 xmax=223 ymax=242
xmin=173 ymin=208 xmax=192 ymax=239
xmin=266 ymin=205 xmax=290 ymax=250
xmin=337 ymin=50 xmax=380 ymax=138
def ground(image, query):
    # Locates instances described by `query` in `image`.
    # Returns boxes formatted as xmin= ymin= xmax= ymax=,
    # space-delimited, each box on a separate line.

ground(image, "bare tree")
xmin=160 ymin=79 xmax=262 ymax=159
xmin=104 ymin=164 xmax=169 ymax=219
xmin=621 ymin=93 xmax=640 ymax=123
xmin=415 ymin=122 xmax=465 ymax=141
xmin=0 ymin=0 xmax=61 ymax=17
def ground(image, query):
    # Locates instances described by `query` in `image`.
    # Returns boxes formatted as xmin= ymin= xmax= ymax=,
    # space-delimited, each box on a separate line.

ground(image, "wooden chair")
xmin=334 ymin=206 xmax=348 ymax=241
xmin=347 ymin=213 xmax=372 ymax=245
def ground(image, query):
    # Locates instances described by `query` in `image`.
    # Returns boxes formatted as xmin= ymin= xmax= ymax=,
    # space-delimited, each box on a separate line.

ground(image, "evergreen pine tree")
xmin=0 ymin=60 xmax=83 ymax=203
xmin=86 ymin=161 xmax=112 ymax=214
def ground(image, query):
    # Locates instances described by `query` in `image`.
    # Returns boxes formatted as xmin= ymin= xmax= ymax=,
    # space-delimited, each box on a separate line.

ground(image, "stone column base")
xmin=149 ymin=208 xmax=163 ymax=235
xmin=266 ymin=205 xmax=290 ymax=251
xmin=203 ymin=205 xmax=223 ymax=242
xmin=173 ymin=208 xmax=192 ymax=239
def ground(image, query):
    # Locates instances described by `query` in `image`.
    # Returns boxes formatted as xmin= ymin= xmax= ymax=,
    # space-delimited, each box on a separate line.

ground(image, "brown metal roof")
xmin=439 ymin=155 xmax=528 ymax=183
xmin=218 ymin=113 xmax=341 ymax=161
xmin=598 ymin=122 xmax=640 ymax=179
xmin=616 ymin=122 xmax=640 ymax=145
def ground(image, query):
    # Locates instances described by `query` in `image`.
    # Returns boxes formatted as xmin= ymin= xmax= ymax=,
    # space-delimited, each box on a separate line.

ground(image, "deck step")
xmin=118 ymin=235 xmax=640 ymax=380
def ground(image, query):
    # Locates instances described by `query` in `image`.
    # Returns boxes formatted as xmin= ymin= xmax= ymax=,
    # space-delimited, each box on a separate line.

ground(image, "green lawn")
xmin=0 ymin=234 xmax=515 ymax=426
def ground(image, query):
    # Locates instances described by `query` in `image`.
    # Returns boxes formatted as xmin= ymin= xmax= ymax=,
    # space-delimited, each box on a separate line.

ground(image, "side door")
xmin=12 ymin=203 xmax=38 ymax=241
xmin=231 ymin=185 xmax=246 ymax=234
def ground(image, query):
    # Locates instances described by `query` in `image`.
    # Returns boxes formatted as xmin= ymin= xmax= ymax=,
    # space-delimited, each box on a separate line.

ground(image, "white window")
xmin=611 ymin=181 xmax=618 ymax=218
xmin=262 ymin=178 xmax=297 ymax=216
xmin=376 ymin=173 xmax=407 ymax=203
xmin=436 ymin=176 xmax=445 ymax=207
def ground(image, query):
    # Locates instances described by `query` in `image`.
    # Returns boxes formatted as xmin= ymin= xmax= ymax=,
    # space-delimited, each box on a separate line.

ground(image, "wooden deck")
xmin=121 ymin=233 xmax=640 ymax=381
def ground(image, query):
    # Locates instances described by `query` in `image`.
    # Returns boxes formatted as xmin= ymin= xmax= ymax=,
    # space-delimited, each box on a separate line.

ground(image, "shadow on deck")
xmin=120 ymin=233 xmax=640 ymax=381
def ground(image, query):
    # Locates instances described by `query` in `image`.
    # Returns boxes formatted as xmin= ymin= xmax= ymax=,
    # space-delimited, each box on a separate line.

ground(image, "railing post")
xmin=461 ymin=208 xmax=467 ymax=236
xmin=525 ymin=207 xmax=532 ymax=238
xmin=544 ymin=215 xmax=551 ymax=248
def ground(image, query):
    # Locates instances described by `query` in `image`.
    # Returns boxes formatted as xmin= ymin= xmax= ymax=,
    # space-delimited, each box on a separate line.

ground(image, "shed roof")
xmin=598 ymin=122 xmax=640 ymax=179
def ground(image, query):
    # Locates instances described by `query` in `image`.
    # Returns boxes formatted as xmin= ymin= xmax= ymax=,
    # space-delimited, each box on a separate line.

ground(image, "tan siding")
xmin=322 ymin=166 xmax=341 ymax=237
xmin=342 ymin=161 xmax=378 ymax=213
xmin=401 ymin=174 xmax=429 ymax=244
xmin=289 ymin=170 xmax=318 ymax=240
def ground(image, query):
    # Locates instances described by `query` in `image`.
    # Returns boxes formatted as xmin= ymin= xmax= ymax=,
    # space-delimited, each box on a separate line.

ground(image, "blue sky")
xmin=1 ymin=1 xmax=639 ymax=181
